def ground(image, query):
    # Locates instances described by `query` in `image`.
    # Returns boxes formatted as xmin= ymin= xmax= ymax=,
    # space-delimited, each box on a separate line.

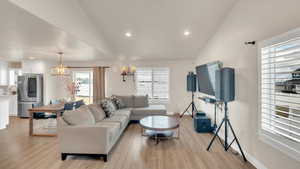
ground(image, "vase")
xmin=70 ymin=95 xmax=76 ymax=102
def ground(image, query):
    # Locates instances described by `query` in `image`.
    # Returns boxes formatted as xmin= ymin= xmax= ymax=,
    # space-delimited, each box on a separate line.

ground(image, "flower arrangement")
xmin=64 ymin=78 xmax=80 ymax=101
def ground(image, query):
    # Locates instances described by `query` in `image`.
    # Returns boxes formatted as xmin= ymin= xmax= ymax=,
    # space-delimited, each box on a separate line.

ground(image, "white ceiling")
xmin=79 ymin=0 xmax=237 ymax=61
xmin=1 ymin=0 xmax=238 ymax=62
xmin=0 ymin=0 xmax=104 ymax=61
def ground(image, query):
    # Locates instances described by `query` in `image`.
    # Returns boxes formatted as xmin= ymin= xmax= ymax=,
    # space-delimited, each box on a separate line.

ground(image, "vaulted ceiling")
xmin=3 ymin=0 xmax=237 ymax=61
xmin=0 ymin=0 xmax=105 ymax=61
xmin=79 ymin=0 xmax=237 ymax=61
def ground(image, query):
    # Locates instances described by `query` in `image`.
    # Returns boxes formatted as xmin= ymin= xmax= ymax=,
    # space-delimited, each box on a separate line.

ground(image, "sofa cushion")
xmin=111 ymin=95 xmax=126 ymax=109
xmin=100 ymin=99 xmax=117 ymax=117
xmin=114 ymin=108 xmax=131 ymax=118
xmin=115 ymin=95 xmax=134 ymax=108
xmin=133 ymin=95 xmax=149 ymax=108
xmin=87 ymin=104 xmax=106 ymax=122
xmin=103 ymin=115 xmax=129 ymax=129
xmin=131 ymin=105 xmax=167 ymax=116
xmin=96 ymin=122 xmax=120 ymax=143
xmin=62 ymin=106 xmax=95 ymax=125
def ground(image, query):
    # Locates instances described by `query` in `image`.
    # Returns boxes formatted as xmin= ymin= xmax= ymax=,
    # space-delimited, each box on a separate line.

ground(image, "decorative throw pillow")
xmin=74 ymin=100 xmax=85 ymax=109
xmin=62 ymin=106 xmax=95 ymax=125
xmin=111 ymin=95 xmax=126 ymax=109
xmin=87 ymin=104 xmax=106 ymax=122
xmin=100 ymin=99 xmax=117 ymax=117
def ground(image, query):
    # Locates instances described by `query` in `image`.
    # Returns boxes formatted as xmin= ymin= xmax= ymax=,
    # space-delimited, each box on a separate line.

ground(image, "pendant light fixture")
xmin=51 ymin=52 xmax=70 ymax=76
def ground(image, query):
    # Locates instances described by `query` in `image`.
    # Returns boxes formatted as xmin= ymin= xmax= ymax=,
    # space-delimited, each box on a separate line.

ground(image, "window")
xmin=136 ymin=67 xmax=169 ymax=103
xmin=73 ymin=71 xmax=93 ymax=104
xmin=260 ymin=29 xmax=300 ymax=159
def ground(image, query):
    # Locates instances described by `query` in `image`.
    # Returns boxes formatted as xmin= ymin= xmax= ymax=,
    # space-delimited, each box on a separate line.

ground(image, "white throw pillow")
xmin=87 ymin=104 xmax=106 ymax=122
xmin=63 ymin=105 xmax=96 ymax=125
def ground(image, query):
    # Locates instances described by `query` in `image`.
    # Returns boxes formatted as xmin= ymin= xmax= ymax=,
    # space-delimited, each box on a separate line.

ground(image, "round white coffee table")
xmin=139 ymin=115 xmax=180 ymax=144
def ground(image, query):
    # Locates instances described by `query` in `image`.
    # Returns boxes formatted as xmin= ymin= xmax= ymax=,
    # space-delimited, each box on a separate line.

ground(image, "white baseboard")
xmin=230 ymin=142 xmax=268 ymax=169
xmin=215 ymin=133 xmax=268 ymax=169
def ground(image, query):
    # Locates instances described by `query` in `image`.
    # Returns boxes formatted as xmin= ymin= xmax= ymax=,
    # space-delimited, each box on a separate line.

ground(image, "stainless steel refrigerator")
xmin=17 ymin=74 xmax=43 ymax=117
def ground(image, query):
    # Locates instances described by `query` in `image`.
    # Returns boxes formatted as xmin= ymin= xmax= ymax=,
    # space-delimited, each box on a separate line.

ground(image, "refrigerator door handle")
xmin=24 ymin=77 xmax=30 ymax=101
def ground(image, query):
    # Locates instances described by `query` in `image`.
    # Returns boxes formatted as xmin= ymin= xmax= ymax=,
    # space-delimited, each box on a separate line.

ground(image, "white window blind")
xmin=260 ymin=35 xmax=300 ymax=157
xmin=136 ymin=67 xmax=169 ymax=103
xmin=73 ymin=71 xmax=93 ymax=104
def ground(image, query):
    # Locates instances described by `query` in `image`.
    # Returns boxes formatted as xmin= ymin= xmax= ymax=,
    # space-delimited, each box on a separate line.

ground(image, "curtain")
xmin=93 ymin=67 xmax=106 ymax=103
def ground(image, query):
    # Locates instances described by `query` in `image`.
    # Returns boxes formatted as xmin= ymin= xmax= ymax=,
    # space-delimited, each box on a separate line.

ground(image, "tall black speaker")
xmin=215 ymin=67 xmax=235 ymax=102
xmin=187 ymin=72 xmax=197 ymax=92
xmin=208 ymin=67 xmax=247 ymax=162
xmin=181 ymin=72 xmax=198 ymax=118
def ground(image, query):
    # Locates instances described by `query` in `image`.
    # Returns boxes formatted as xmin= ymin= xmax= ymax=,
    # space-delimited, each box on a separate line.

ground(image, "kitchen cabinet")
xmin=0 ymin=95 xmax=10 ymax=129
xmin=0 ymin=61 xmax=8 ymax=85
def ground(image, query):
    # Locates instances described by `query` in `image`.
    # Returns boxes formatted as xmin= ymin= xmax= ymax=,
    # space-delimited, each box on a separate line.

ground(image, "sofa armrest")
xmin=58 ymin=121 xmax=110 ymax=154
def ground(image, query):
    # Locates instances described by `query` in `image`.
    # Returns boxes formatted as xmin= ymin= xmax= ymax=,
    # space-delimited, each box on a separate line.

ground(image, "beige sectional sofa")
xmin=58 ymin=95 xmax=166 ymax=162
xmin=115 ymin=95 xmax=167 ymax=121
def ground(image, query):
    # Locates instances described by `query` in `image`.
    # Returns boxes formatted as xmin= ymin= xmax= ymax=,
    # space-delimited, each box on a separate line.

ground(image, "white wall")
xmin=107 ymin=60 xmax=195 ymax=113
xmin=195 ymin=0 xmax=300 ymax=169
xmin=65 ymin=59 xmax=195 ymax=113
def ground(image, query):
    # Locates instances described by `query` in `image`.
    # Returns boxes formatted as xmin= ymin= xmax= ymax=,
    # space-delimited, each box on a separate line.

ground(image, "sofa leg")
xmin=61 ymin=153 xmax=67 ymax=161
xmin=103 ymin=155 xmax=108 ymax=162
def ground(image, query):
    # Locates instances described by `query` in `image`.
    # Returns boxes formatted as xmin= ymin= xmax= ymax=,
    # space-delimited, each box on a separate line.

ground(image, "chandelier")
xmin=51 ymin=52 xmax=70 ymax=76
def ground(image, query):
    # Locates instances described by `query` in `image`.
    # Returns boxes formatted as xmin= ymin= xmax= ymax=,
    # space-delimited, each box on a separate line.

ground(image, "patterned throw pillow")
xmin=100 ymin=99 xmax=117 ymax=117
xmin=111 ymin=95 xmax=126 ymax=109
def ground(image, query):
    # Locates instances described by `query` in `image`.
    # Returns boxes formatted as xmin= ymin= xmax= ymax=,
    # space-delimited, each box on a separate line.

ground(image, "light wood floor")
xmin=0 ymin=117 xmax=255 ymax=169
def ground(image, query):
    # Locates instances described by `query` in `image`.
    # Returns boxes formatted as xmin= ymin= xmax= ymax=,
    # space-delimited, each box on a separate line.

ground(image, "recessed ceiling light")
xmin=184 ymin=30 xmax=191 ymax=36
xmin=28 ymin=56 xmax=35 ymax=60
xmin=125 ymin=32 xmax=132 ymax=37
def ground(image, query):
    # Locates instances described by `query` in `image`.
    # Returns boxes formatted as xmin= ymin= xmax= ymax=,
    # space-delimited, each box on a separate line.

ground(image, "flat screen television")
xmin=196 ymin=61 xmax=222 ymax=96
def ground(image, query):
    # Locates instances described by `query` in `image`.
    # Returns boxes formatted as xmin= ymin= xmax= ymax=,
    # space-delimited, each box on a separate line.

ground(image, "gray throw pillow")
xmin=100 ymin=99 xmax=117 ymax=117
xmin=111 ymin=95 xmax=126 ymax=109
xmin=87 ymin=104 xmax=106 ymax=122
xmin=134 ymin=95 xmax=149 ymax=108
xmin=63 ymin=106 xmax=96 ymax=125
